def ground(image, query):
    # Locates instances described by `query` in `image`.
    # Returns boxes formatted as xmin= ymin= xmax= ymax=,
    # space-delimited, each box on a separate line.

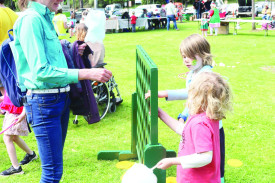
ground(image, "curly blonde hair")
xmin=75 ymin=23 xmax=88 ymax=42
xmin=180 ymin=34 xmax=213 ymax=66
xmin=187 ymin=72 xmax=233 ymax=120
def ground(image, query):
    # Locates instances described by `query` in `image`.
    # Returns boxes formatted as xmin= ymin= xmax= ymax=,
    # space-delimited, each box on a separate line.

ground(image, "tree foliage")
xmin=8 ymin=0 xmax=186 ymax=11
xmin=4 ymin=0 xmax=16 ymax=10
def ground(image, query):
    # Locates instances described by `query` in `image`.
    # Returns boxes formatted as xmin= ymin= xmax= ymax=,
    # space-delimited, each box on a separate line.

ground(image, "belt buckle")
xmin=65 ymin=86 xmax=70 ymax=92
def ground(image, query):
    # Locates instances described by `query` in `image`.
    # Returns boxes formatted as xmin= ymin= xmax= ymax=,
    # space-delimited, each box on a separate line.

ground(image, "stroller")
xmin=73 ymin=63 xmax=123 ymax=124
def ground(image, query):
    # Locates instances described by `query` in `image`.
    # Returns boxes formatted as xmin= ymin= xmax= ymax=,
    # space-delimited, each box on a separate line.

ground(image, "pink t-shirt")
xmin=0 ymin=91 xmax=23 ymax=114
xmin=177 ymin=113 xmax=221 ymax=183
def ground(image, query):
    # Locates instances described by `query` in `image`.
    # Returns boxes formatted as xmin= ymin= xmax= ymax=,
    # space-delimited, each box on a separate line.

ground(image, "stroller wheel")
xmin=73 ymin=119 xmax=78 ymax=125
xmin=108 ymin=102 xmax=116 ymax=113
xmin=92 ymin=81 xmax=110 ymax=119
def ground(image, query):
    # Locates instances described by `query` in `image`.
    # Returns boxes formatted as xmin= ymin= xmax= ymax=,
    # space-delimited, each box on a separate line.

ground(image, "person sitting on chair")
xmin=262 ymin=4 xmax=271 ymax=20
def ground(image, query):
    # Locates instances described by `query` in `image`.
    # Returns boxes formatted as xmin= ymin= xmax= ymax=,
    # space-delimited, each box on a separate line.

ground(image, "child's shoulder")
xmin=196 ymin=65 xmax=213 ymax=75
xmin=189 ymin=113 xmax=207 ymax=121
xmin=189 ymin=113 xmax=216 ymax=128
xmin=201 ymin=65 xmax=213 ymax=71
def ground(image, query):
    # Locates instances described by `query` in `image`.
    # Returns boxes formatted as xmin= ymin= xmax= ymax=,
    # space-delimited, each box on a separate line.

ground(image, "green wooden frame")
xmin=97 ymin=45 xmax=176 ymax=183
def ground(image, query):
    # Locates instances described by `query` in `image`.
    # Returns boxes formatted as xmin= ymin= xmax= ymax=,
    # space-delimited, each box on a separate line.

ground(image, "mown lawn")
xmin=0 ymin=21 xmax=274 ymax=183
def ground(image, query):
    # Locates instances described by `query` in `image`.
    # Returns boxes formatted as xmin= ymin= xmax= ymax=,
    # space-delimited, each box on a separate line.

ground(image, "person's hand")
xmin=78 ymin=43 xmax=87 ymax=56
xmin=15 ymin=109 xmax=26 ymax=124
xmin=156 ymin=158 xmax=175 ymax=170
xmin=145 ymin=90 xmax=151 ymax=99
xmin=178 ymin=113 xmax=187 ymax=122
xmin=89 ymin=68 xmax=112 ymax=83
xmin=178 ymin=118 xmax=185 ymax=123
xmin=145 ymin=90 xmax=168 ymax=99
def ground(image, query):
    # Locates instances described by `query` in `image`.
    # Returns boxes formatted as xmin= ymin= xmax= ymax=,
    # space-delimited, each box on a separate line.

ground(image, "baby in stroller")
xmin=74 ymin=12 xmax=122 ymax=121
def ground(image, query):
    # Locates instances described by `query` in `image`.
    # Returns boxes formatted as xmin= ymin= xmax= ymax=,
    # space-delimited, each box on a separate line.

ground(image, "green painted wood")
xmin=166 ymin=150 xmax=177 ymax=158
xmin=97 ymin=45 xmax=176 ymax=183
xmin=144 ymin=144 xmax=167 ymax=183
xmin=97 ymin=150 xmax=122 ymax=160
xmin=131 ymin=92 xmax=138 ymax=155
xmin=135 ymin=45 xmax=159 ymax=164
xmin=97 ymin=150 xmax=137 ymax=161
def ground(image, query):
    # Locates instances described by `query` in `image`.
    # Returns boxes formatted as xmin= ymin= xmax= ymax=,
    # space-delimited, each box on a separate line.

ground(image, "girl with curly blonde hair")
xmin=156 ymin=72 xmax=233 ymax=183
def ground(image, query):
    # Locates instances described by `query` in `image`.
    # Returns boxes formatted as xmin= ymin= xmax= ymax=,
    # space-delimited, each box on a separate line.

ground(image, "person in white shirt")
xmin=165 ymin=0 xmax=179 ymax=31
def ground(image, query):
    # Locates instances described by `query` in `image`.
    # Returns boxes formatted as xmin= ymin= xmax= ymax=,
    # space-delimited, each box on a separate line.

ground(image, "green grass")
xmin=0 ymin=21 xmax=274 ymax=182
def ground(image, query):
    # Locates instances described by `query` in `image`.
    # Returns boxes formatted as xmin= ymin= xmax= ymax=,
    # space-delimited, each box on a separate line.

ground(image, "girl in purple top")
xmin=155 ymin=72 xmax=233 ymax=183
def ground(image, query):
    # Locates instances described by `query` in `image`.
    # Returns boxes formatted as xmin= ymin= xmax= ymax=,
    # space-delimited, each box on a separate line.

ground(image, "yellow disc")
xmin=116 ymin=161 xmax=135 ymax=169
xmin=166 ymin=177 xmax=177 ymax=183
xmin=227 ymin=159 xmax=243 ymax=167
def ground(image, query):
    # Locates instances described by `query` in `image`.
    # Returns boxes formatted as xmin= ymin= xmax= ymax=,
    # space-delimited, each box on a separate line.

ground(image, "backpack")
xmin=0 ymin=29 xmax=24 ymax=107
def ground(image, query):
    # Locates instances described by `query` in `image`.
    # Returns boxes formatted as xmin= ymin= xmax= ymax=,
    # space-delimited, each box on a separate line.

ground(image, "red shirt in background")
xmin=131 ymin=15 xmax=137 ymax=24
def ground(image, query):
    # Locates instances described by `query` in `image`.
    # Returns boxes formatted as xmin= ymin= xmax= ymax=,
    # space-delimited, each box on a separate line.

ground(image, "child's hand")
xmin=15 ymin=108 xmax=26 ymax=124
xmin=178 ymin=113 xmax=187 ymax=122
xmin=156 ymin=158 xmax=175 ymax=170
xmin=178 ymin=118 xmax=185 ymax=123
xmin=145 ymin=90 xmax=151 ymax=99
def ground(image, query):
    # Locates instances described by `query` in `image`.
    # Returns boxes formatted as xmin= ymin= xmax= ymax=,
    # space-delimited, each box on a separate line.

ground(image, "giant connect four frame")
xmin=98 ymin=45 xmax=176 ymax=183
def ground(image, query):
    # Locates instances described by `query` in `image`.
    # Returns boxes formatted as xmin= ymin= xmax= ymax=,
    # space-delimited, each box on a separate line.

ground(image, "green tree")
xmin=4 ymin=0 xmax=16 ymax=10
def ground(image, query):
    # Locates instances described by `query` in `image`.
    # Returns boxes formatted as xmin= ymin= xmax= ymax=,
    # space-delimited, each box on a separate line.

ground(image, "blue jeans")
xmin=262 ymin=14 xmax=270 ymax=20
xmin=131 ymin=24 xmax=136 ymax=32
xmin=167 ymin=15 xmax=178 ymax=30
xmin=24 ymin=92 xmax=70 ymax=183
xmin=196 ymin=11 xmax=201 ymax=19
